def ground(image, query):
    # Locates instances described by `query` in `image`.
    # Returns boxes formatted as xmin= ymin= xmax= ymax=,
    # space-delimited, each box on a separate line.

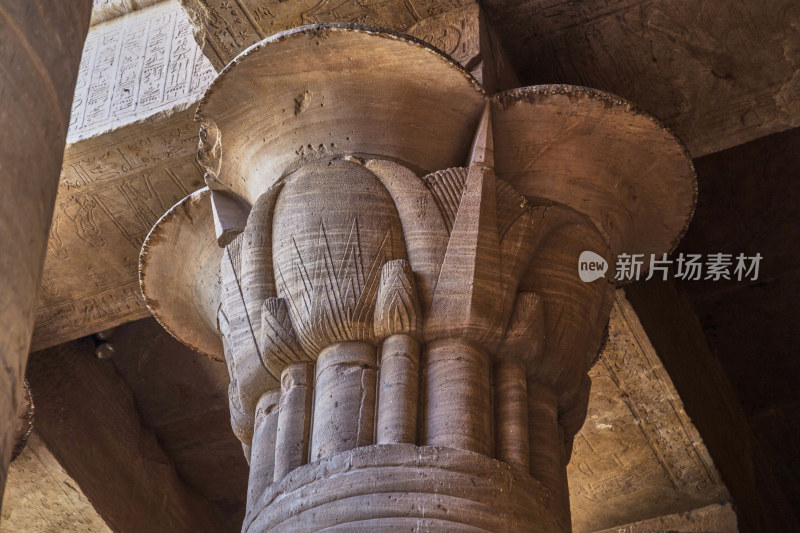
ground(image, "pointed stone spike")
xmin=467 ymin=102 xmax=494 ymax=169
xmin=210 ymin=190 xmax=250 ymax=247
xmin=426 ymin=165 xmax=503 ymax=344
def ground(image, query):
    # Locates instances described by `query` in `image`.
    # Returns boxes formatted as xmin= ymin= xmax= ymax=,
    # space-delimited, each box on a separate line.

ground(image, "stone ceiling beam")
xmin=177 ymin=0 xmax=520 ymax=91
xmin=31 ymin=109 xmax=206 ymax=351
xmin=569 ymin=291 xmax=732 ymax=532
xmin=69 ymin=1 xmax=216 ymax=143
xmin=178 ymin=0 xmax=478 ymax=70
xmin=26 ymin=338 xmax=226 ymax=533
xmin=592 ymin=502 xmax=738 ymax=533
xmin=1 ymin=431 xmax=112 ymax=532
xmin=481 ymin=0 xmax=800 ymax=158
xmin=90 ymin=0 xmax=168 ymax=26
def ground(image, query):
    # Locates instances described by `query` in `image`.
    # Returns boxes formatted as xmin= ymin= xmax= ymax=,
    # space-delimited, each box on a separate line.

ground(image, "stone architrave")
xmin=31 ymin=110 xmax=206 ymax=351
xmin=30 ymin=0 xmax=215 ymax=350
xmin=178 ymin=0 xmax=474 ymax=69
xmin=179 ymin=0 xmax=519 ymax=92
xmin=68 ymin=1 xmax=216 ymax=142
xmin=480 ymin=0 xmax=800 ymax=158
xmin=139 ymin=25 xmax=696 ymax=531
xmin=592 ymin=502 xmax=738 ymax=533
xmin=405 ymin=1 xmax=519 ymax=94
xmin=569 ymin=291 xmax=733 ymax=532
xmin=0 ymin=432 xmax=112 ymax=533
xmin=90 ymin=0 xmax=166 ymax=26
xmin=0 ymin=0 xmax=92 ymax=503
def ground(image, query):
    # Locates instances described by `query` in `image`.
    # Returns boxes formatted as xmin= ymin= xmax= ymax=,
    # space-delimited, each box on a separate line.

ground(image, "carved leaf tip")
xmin=210 ymin=190 xmax=249 ymax=247
xmin=260 ymin=297 xmax=309 ymax=380
xmin=374 ymin=259 xmax=420 ymax=340
xmin=498 ymin=291 xmax=545 ymax=362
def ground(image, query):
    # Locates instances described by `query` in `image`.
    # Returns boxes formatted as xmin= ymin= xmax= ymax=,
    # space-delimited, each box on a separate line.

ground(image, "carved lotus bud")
xmin=271 ymin=159 xmax=408 ymax=355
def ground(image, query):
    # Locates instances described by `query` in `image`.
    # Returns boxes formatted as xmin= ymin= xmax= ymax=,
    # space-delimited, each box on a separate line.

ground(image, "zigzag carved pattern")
xmin=275 ymin=217 xmax=392 ymax=355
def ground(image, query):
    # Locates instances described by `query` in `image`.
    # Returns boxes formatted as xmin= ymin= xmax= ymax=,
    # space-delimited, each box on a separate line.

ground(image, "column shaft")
xmin=247 ymin=389 xmax=280 ymax=506
xmin=377 ymin=334 xmax=420 ymax=444
xmin=274 ymin=362 xmax=313 ymax=481
xmin=0 ymin=0 xmax=91 ymax=502
xmin=310 ymin=342 xmax=377 ymax=461
xmin=494 ymin=358 xmax=529 ymax=471
xmin=422 ymin=339 xmax=491 ymax=455
xmin=528 ymin=382 xmax=570 ymax=529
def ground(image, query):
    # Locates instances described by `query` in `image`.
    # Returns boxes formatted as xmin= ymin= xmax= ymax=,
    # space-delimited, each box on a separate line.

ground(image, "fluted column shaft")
xmin=377 ymin=334 xmax=420 ymax=444
xmin=247 ymin=390 xmax=280 ymax=505
xmin=274 ymin=362 xmax=313 ymax=480
xmin=495 ymin=358 xmax=530 ymax=471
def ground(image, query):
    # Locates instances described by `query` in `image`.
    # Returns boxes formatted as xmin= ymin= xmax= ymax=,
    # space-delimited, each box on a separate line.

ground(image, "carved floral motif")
xmin=139 ymin=24 xmax=696 ymax=532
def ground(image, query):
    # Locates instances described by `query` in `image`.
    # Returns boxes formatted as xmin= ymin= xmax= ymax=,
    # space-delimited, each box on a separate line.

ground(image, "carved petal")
xmin=260 ymin=297 xmax=310 ymax=381
xmin=241 ymin=185 xmax=283 ymax=346
xmin=492 ymin=85 xmax=697 ymax=269
xmin=196 ymin=24 xmax=486 ymax=207
xmin=139 ymin=188 xmax=223 ymax=360
xmin=519 ymin=203 xmax=615 ymax=399
xmin=365 ymin=159 xmax=449 ymax=313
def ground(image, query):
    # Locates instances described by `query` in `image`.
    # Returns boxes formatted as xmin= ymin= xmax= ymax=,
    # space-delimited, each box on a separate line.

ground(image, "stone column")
xmin=0 ymin=0 xmax=92 ymax=503
xmin=139 ymin=24 xmax=697 ymax=533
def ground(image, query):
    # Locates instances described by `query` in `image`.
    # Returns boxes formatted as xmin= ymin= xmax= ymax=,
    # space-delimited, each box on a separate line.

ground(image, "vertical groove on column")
xmin=494 ymin=358 xmax=529 ymax=470
xmin=422 ymin=339 xmax=491 ymax=455
xmin=310 ymin=342 xmax=377 ymax=461
xmin=377 ymin=334 xmax=420 ymax=444
xmin=556 ymin=424 xmax=573 ymax=532
xmin=274 ymin=362 xmax=314 ymax=481
xmin=247 ymin=389 xmax=281 ymax=505
xmin=528 ymin=383 xmax=569 ymax=527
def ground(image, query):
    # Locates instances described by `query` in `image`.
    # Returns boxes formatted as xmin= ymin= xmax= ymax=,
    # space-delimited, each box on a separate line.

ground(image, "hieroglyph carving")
xmin=69 ymin=1 xmax=215 ymax=142
xmin=179 ymin=0 xmax=473 ymax=68
xmin=32 ymin=111 xmax=205 ymax=351
xmin=568 ymin=292 xmax=729 ymax=532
